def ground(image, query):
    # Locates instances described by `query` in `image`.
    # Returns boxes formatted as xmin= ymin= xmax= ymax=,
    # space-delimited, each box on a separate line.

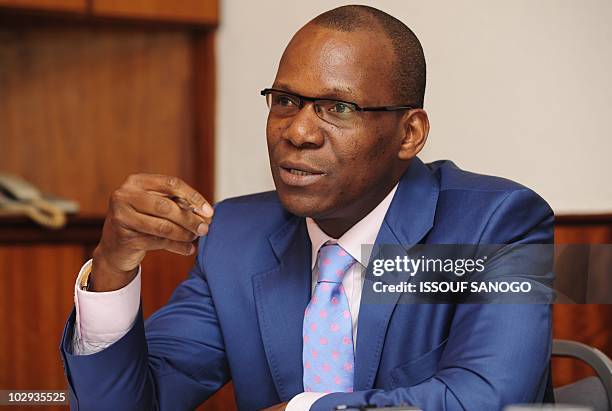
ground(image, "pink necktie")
xmin=303 ymin=243 xmax=356 ymax=393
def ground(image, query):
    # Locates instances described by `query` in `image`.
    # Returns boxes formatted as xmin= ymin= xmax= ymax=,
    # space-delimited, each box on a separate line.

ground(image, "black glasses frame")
xmin=260 ymin=88 xmax=414 ymax=112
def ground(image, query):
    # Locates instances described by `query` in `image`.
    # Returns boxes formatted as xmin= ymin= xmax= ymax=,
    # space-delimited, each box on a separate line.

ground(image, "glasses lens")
xmin=266 ymin=91 xmax=300 ymax=115
xmin=315 ymin=100 xmax=358 ymax=127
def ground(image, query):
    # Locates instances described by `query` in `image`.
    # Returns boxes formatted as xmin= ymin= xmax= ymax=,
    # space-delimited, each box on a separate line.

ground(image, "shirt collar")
xmin=306 ymin=184 xmax=398 ymax=268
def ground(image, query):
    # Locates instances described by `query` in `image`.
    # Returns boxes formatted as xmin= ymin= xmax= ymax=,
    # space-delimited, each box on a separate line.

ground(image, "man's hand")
xmin=89 ymin=174 xmax=214 ymax=292
xmin=261 ymin=402 xmax=288 ymax=411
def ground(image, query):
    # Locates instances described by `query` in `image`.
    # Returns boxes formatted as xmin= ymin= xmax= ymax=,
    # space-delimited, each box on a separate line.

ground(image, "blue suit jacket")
xmin=61 ymin=158 xmax=554 ymax=410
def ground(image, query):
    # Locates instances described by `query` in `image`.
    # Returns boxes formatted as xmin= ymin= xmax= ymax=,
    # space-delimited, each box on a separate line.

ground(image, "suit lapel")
xmin=252 ymin=216 xmax=311 ymax=401
xmin=354 ymin=157 xmax=440 ymax=390
xmin=354 ymin=220 xmax=404 ymax=390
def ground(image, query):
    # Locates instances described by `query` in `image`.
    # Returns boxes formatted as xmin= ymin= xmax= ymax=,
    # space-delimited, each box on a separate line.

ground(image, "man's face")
xmin=267 ymin=24 xmax=406 ymax=221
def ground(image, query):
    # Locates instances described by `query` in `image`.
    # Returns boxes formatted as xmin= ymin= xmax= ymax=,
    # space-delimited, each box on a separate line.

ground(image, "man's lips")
xmin=278 ymin=161 xmax=325 ymax=174
xmin=277 ymin=161 xmax=326 ymax=187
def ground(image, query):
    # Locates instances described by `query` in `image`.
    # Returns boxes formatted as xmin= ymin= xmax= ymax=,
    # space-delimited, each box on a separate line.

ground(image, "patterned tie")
xmin=303 ymin=243 xmax=356 ymax=393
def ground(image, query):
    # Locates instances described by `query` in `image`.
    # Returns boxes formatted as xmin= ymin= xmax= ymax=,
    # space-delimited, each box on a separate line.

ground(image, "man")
xmin=61 ymin=5 xmax=554 ymax=410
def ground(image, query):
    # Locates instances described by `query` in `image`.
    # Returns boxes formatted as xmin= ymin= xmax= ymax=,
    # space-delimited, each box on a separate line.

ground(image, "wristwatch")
xmin=79 ymin=265 xmax=93 ymax=291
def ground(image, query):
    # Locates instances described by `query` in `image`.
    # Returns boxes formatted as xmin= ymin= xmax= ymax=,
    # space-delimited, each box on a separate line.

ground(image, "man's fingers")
xmin=124 ymin=174 xmax=213 ymax=217
xmin=117 ymin=205 xmax=200 ymax=243
xmin=132 ymin=234 xmax=196 ymax=256
xmin=128 ymin=191 xmax=210 ymax=236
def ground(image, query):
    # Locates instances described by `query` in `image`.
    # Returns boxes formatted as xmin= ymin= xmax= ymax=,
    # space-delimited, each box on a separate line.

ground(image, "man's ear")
xmin=397 ymin=109 xmax=429 ymax=161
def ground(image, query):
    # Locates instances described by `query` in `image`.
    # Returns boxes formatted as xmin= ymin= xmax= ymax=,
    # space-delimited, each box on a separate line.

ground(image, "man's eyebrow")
xmin=272 ymin=83 xmax=357 ymax=101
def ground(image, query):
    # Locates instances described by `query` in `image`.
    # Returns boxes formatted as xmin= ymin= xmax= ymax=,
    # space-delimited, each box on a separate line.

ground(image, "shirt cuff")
xmin=74 ymin=259 xmax=141 ymax=342
xmin=286 ymin=392 xmax=327 ymax=411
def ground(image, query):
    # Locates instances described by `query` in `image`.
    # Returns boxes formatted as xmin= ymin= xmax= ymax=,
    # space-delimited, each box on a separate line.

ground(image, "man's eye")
xmin=275 ymin=95 xmax=297 ymax=107
xmin=329 ymin=102 xmax=354 ymax=113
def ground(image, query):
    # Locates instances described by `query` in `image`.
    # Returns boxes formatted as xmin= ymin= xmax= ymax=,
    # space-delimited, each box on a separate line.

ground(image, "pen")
xmin=171 ymin=195 xmax=197 ymax=213
xmin=172 ymin=195 xmax=213 ymax=221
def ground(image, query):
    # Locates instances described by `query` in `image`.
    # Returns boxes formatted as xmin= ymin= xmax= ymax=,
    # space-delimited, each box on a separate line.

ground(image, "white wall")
xmin=216 ymin=0 xmax=612 ymax=214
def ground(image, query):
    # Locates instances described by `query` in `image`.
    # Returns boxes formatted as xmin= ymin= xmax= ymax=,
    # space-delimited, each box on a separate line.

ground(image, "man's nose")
xmin=282 ymin=103 xmax=325 ymax=148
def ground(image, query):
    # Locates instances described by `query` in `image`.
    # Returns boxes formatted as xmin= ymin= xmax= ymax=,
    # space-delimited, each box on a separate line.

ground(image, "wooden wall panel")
xmin=552 ymin=304 xmax=611 ymax=387
xmin=92 ymin=0 xmax=218 ymax=25
xmin=191 ymin=31 xmax=216 ymax=203
xmin=552 ymin=217 xmax=612 ymax=388
xmin=0 ymin=233 xmax=235 ymax=409
xmin=0 ymin=245 xmax=82 ymax=410
xmin=0 ymin=26 xmax=196 ymax=216
xmin=0 ymin=17 xmax=224 ymax=409
xmin=0 ymin=0 xmax=85 ymax=13
xmin=555 ymin=224 xmax=612 ymax=244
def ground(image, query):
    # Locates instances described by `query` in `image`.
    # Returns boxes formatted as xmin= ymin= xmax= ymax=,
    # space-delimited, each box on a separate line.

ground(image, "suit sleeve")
xmin=60 ymin=234 xmax=230 ymax=411
xmin=311 ymin=188 xmax=554 ymax=411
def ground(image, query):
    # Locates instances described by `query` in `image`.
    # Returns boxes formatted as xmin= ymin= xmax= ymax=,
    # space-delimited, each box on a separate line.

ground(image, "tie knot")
xmin=317 ymin=244 xmax=355 ymax=283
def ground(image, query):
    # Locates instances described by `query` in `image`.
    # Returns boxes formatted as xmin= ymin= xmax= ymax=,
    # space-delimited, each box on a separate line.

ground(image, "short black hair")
xmin=311 ymin=5 xmax=426 ymax=108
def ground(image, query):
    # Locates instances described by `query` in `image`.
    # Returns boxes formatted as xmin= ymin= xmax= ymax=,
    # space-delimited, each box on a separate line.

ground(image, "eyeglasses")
xmin=260 ymin=88 xmax=414 ymax=128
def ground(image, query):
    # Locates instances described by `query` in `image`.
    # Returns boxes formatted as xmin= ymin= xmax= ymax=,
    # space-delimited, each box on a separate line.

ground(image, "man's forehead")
xmin=275 ymin=25 xmax=394 ymax=102
xmin=272 ymin=81 xmax=357 ymax=101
